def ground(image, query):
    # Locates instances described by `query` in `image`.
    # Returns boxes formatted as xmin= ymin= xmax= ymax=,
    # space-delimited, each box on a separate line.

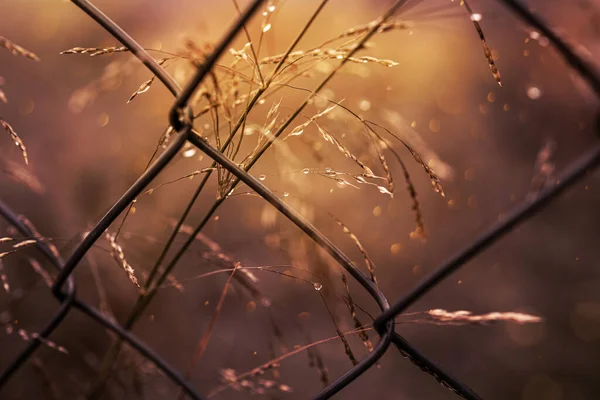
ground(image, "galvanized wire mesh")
xmin=1 ymin=0 xmax=599 ymax=399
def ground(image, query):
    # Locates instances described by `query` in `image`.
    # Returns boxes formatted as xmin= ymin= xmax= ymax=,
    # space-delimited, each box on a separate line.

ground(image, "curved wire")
xmin=374 ymin=142 xmax=600 ymax=331
xmin=0 ymin=199 xmax=207 ymax=399
xmin=70 ymin=0 xmax=181 ymax=97
xmin=0 ymin=200 xmax=76 ymax=389
xmin=3 ymin=0 xmax=598 ymax=399
xmin=51 ymin=129 xmax=189 ymax=296
xmin=0 ymin=297 xmax=74 ymax=386
xmin=8 ymin=0 xmax=483 ymax=397
xmin=498 ymin=0 xmax=600 ymax=98
xmin=168 ymin=0 xmax=266 ymax=130
xmin=71 ymin=299 xmax=206 ymax=399
xmin=187 ymin=132 xmax=479 ymax=399
xmin=374 ymin=0 xmax=600 ymax=334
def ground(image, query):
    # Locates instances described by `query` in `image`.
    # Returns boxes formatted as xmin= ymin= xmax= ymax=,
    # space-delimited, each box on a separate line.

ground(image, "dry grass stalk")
xmin=0 ymin=260 xmax=8 ymax=293
xmin=0 ymin=37 xmax=40 ymax=61
xmin=530 ymin=138 xmax=557 ymax=193
xmin=0 ymin=238 xmax=39 ymax=260
xmin=219 ymin=367 xmax=293 ymax=396
xmin=304 ymin=167 xmax=390 ymax=196
xmin=86 ymin=253 xmax=114 ymax=319
xmin=423 ymin=309 xmax=542 ymax=325
xmin=156 ymin=264 xmax=312 ymax=289
xmin=318 ymin=291 xmax=358 ymax=366
xmin=330 ymin=215 xmax=378 ymax=285
xmin=314 ymin=122 xmax=382 ymax=183
xmin=104 ymin=231 xmax=140 ymax=287
xmin=68 ymin=58 xmax=137 ymax=113
xmin=302 ymin=323 xmax=330 ymax=387
xmin=127 ymin=57 xmax=171 ymax=103
xmin=12 ymin=239 xmax=37 ymax=249
xmin=77 ymin=0 xmax=519 ymax=395
xmin=178 ymin=266 xmax=238 ymax=399
xmin=1 ymin=159 xmax=46 ymax=194
xmin=17 ymin=215 xmax=61 ymax=260
xmin=60 ymin=46 xmax=128 ymax=56
xmin=327 ymin=19 xmax=414 ymax=44
xmin=208 ymin=325 xmax=371 ymax=398
xmin=3 ymin=323 xmax=68 ymax=354
xmin=277 ymin=90 xmax=433 ymax=232
xmin=340 ymin=273 xmax=374 ymax=353
xmin=269 ymin=314 xmax=288 ymax=354
xmin=210 ymin=303 xmax=542 ymax=397
xmin=282 ymin=101 xmax=394 ymax=196
xmin=262 ymin=48 xmax=399 ymax=67
xmin=0 ymin=119 xmax=29 ymax=164
xmin=285 ymin=103 xmax=338 ymax=139
xmin=137 ymin=167 xmax=215 ymax=198
xmin=210 ymin=307 xmax=542 ymax=396
xmin=0 ymin=250 xmax=17 ymax=260
xmin=460 ymin=0 xmax=502 ymax=86
xmin=31 ymin=357 xmax=63 ymax=400
xmin=174 ymin=221 xmax=270 ymax=306
xmin=29 ymin=258 xmax=54 ymax=288
xmin=127 ymin=78 xmax=154 ymax=103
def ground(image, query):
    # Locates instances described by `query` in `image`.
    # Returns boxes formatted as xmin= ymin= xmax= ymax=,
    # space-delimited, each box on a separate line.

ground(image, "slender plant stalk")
xmin=176 ymin=266 xmax=238 ymax=400
xmin=86 ymin=5 xmax=331 ymax=394
xmin=141 ymin=0 xmax=405 ymax=377
xmin=89 ymin=0 xmax=417 ymax=396
xmin=157 ymin=0 xmax=401 ymax=342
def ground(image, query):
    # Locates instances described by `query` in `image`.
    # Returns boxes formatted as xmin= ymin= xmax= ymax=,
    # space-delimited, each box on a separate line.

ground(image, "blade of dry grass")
xmin=208 ymin=308 xmax=541 ymax=397
xmin=0 ymin=119 xmax=28 ymax=165
xmin=459 ymin=0 xmax=502 ymax=86
xmin=104 ymin=232 xmax=140 ymax=288
xmin=28 ymin=258 xmax=54 ymax=288
xmin=0 ymin=37 xmax=40 ymax=61
xmin=318 ymin=291 xmax=358 ymax=366
xmin=340 ymin=273 xmax=374 ymax=353
xmin=177 ymin=265 xmax=238 ymax=399
xmin=60 ymin=46 xmax=128 ymax=56
xmin=330 ymin=215 xmax=377 ymax=285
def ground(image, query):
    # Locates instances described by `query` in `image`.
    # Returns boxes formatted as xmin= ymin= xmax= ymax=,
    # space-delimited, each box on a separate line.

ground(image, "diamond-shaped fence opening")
xmin=0 ymin=0 xmax=599 ymax=399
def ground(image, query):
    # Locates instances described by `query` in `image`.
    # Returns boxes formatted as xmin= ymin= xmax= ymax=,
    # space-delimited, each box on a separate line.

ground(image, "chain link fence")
xmin=0 ymin=0 xmax=599 ymax=398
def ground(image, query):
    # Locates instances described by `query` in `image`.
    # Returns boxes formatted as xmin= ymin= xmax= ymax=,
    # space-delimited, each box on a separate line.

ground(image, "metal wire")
xmin=0 ymin=0 xmax=599 ymax=399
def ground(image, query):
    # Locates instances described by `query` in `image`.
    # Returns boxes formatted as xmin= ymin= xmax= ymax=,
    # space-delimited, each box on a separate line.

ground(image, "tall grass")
xmin=0 ymin=0 xmax=548 ymax=398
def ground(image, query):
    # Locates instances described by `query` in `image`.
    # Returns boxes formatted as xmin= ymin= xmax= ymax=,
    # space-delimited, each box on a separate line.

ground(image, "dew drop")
xmin=182 ymin=148 xmax=196 ymax=158
xmin=259 ymin=174 xmax=266 ymax=181
xmin=470 ymin=13 xmax=482 ymax=22
xmin=283 ymin=192 xmax=289 ymax=197
xmin=97 ymin=112 xmax=109 ymax=128
xmin=359 ymin=99 xmax=371 ymax=111
xmin=429 ymin=119 xmax=441 ymax=133
xmin=262 ymin=23 xmax=272 ymax=33
xmin=302 ymin=168 xmax=310 ymax=174
xmin=313 ymin=283 xmax=323 ymax=291
xmin=527 ymin=86 xmax=542 ymax=100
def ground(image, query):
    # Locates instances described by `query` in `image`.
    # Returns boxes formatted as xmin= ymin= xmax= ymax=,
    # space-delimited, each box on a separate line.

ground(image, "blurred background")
xmin=0 ymin=0 xmax=599 ymax=399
